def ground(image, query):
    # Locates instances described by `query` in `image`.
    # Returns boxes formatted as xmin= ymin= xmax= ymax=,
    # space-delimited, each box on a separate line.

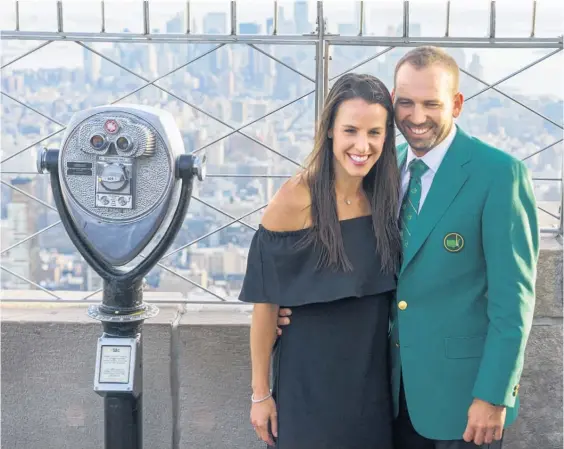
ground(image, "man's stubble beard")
xmin=397 ymin=122 xmax=439 ymax=155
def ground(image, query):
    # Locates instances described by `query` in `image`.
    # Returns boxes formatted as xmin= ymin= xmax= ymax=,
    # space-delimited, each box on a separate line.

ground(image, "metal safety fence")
xmin=1 ymin=0 xmax=562 ymax=303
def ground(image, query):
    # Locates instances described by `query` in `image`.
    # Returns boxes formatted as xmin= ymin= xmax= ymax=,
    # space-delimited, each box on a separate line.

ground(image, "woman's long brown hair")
xmin=300 ymin=73 xmax=401 ymax=274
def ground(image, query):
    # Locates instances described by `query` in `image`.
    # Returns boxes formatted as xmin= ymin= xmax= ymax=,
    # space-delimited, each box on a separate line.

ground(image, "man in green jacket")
xmin=277 ymin=46 xmax=539 ymax=448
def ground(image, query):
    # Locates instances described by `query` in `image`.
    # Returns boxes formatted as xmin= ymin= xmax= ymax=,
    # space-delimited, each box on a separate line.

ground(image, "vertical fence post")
xmin=560 ymin=145 xmax=564 ymax=236
xmin=15 ymin=1 xmax=20 ymax=31
xmin=314 ymin=1 xmax=325 ymax=127
xmin=323 ymin=40 xmax=330 ymax=100
xmin=101 ymin=1 xmax=106 ymax=33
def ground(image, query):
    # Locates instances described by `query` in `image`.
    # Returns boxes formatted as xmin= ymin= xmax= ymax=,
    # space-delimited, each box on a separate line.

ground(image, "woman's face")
xmin=329 ymin=97 xmax=388 ymax=179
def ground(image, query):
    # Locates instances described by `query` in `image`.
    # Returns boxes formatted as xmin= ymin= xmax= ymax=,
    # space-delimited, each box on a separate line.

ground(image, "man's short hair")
xmin=394 ymin=46 xmax=460 ymax=92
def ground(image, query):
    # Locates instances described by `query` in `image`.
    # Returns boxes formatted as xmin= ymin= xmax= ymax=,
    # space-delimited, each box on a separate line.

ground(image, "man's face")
xmin=393 ymin=63 xmax=463 ymax=156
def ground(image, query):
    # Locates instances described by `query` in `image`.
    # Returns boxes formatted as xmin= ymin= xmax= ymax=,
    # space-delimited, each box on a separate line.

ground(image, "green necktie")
xmin=400 ymin=159 xmax=429 ymax=249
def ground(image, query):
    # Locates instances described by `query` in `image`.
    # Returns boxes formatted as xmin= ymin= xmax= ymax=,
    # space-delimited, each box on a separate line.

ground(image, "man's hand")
xmin=276 ymin=308 xmax=292 ymax=335
xmin=463 ymin=398 xmax=506 ymax=445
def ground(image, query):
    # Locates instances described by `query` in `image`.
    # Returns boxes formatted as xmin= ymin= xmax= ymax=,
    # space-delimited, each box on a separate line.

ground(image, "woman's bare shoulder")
xmin=261 ymin=173 xmax=312 ymax=232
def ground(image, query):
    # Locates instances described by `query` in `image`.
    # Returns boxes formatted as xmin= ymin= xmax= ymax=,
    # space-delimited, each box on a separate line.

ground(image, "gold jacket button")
xmin=398 ymin=301 xmax=407 ymax=310
xmin=513 ymin=384 xmax=520 ymax=396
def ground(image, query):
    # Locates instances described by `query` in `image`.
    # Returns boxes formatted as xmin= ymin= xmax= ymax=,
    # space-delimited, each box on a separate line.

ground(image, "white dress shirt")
xmin=400 ymin=124 xmax=458 ymax=213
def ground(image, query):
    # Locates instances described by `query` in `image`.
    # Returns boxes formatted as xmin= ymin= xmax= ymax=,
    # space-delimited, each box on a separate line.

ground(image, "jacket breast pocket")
xmin=445 ymin=335 xmax=486 ymax=359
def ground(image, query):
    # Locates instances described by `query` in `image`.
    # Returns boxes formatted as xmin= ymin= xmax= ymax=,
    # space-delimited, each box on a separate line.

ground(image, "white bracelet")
xmin=251 ymin=390 xmax=272 ymax=403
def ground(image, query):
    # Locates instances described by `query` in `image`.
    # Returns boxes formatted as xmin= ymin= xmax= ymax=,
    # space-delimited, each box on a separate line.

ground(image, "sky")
xmin=1 ymin=0 xmax=562 ymax=97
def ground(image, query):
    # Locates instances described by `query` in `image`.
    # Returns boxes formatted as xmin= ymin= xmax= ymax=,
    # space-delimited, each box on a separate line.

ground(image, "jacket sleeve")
xmin=472 ymin=159 xmax=540 ymax=407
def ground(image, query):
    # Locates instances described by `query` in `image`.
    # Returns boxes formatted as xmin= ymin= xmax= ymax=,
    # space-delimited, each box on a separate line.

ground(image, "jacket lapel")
xmin=399 ymin=127 xmax=472 ymax=275
xmin=397 ymin=143 xmax=408 ymax=170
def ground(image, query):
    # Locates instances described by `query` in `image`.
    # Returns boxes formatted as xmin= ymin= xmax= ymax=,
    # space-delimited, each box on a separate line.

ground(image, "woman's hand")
xmin=250 ymin=396 xmax=278 ymax=446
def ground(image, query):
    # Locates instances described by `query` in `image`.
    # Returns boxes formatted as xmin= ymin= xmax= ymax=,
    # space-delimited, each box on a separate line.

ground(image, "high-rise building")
xmin=274 ymin=57 xmax=296 ymax=100
xmin=83 ymin=45 xmax=101 ymax=85
xmin=2 ymin=177 xmax=41 ymax=290
xmin=239 ymin=23 xmax=263 ymax=86
xmin=294 ymin=1 xmax=310 ymax=35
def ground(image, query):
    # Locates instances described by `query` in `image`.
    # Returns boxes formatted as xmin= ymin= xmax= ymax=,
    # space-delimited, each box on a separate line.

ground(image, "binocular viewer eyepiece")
xmin=37 ymin=104 xmax=205 ymax=268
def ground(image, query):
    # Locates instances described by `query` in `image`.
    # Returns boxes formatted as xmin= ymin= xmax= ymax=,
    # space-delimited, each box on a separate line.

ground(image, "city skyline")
xmin=2 ymin=1 xmax=563 ymax=97
xmin=1 ymin=0 xmax=562 ymax=297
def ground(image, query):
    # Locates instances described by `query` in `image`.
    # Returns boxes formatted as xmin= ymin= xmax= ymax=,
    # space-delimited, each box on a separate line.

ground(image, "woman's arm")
xmin=250 ymin=303 xmax=279 ymax=396
xmin=247 ymin=174 xmax=311 ymax=445
xmin=250 ymin=303 xmax=279 ymax=446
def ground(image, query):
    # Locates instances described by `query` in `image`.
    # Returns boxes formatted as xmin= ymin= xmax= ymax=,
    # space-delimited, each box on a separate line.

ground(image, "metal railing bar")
xmin=205 ymin=174 xmax=293 ymax=178
xmin=0 ymin=298 xmax=246 ymax=305
xmin=538 ymin=206 xmax=560 ymax=220
xmin=314 ymin=1 xmax=325 ymax=122
xmin=193 ymin=196 xmax=257 ymax=232
xmin=101 ymin=0 xmax=106 ymax=33
xmin=560 ymin=133 xmax=563 ymax=235
xmin=0 ymin=180 xmax=58 ymax=211
xmin=403 ymin=0 xmax=410 ymax=38
xmin=15 ymin=0 xmax=20 ymax=31
xmin=111 ymin=44 xmax=226 ymax=104
xmin=0 ymin=221 xmax=61 ymax=256
xmin=0 ymin=32 xmax=320 ymax=45
xmin=532 ymin=177 xmax=562 ymax=181
xmin=323 ymin=36 xmax=563 ymax=47
xmin=185 ymin=1 xmax=190 ymax=34
xmin=82 ymin=288 xmax=102 ymax=300
xmin=521 ymin=139 xmax=563 ymax=161
xmin=230 ymin=0 xmax=237 ymax=36
xmin=77 ymin=42 xmax=302 ymax=167
xmin=143 ymin=0 xmax=150 ymax=35
xmin=1 ymin=41 xmax=53 ymax=70
xmin=1 ymin=91 xmax=65 ymax=127
xmin=162 ymin=203 xmax=268 ymax=259
xmin=0 ymin=266 xmax=63 ymax=299
xmin=460 ymin=68 xmax=563 ymax=130
xmin=540 ymin=227 xmax=559 ymax=234
xmin=329 ymin=46 xmax=395 ymax=81
xmin=247 ymin=44 xmax=315 ymax=83
xmin=323 ymin=41 xmax=330 ymax=99
xmin=57 ymin=0 xmax=64 ymax=33
xmin=284 ymin=101 xmax=310 ymax=133
xmin=1 ymin=29 xmax=560 ymax=48
xmin=0 ymin=128 xmax=65 ymax=166
xmin=464 ymin=48 xmax=562 ymax=102
xmin=488 ymin=0 xmax=496 ymax=39
xmin=445 ymin=0 xmax=451 ymax=37
xmin=531 ymin=0 xmax=537 ymax=38
xmin=273 ymin=0 xmax=278 ymax=35
xmin=358 ymin=1 xmax=365 ymax=36
xmin=0 ymin=172 xmax=298 ymax=178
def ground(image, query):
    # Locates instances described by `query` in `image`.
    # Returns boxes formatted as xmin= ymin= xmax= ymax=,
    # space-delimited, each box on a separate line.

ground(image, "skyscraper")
xmin=294 ymin=1 xmax=310 ymax=35
xmin=83 ymin=45 xmax=101 ymax=85
xmin=3 ymin=177 xmax=40 ymax=290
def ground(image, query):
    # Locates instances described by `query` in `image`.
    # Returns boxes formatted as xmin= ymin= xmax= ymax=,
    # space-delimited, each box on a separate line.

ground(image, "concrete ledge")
xmin=1 ymin=239 xmax=562 ymax=449
xmin=535 ymin=237 xmax=563 ymax=318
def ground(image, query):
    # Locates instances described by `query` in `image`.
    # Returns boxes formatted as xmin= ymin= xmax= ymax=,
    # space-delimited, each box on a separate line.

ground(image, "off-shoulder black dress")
xmin=239 ymin=216 xmax=396 ymax=449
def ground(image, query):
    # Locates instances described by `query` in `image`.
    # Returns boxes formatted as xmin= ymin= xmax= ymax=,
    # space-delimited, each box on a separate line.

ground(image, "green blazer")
xmin=390 ymin=125 xmax=540 ymax=440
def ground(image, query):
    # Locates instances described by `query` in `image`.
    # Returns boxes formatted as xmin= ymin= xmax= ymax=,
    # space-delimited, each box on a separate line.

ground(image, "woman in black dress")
xmin=239 ymin=73 xmax=402 ymax=449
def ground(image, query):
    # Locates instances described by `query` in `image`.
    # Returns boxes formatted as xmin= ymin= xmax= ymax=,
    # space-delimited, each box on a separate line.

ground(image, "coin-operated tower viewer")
xmin=38 ymin=104 xmax=205 ymax=449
